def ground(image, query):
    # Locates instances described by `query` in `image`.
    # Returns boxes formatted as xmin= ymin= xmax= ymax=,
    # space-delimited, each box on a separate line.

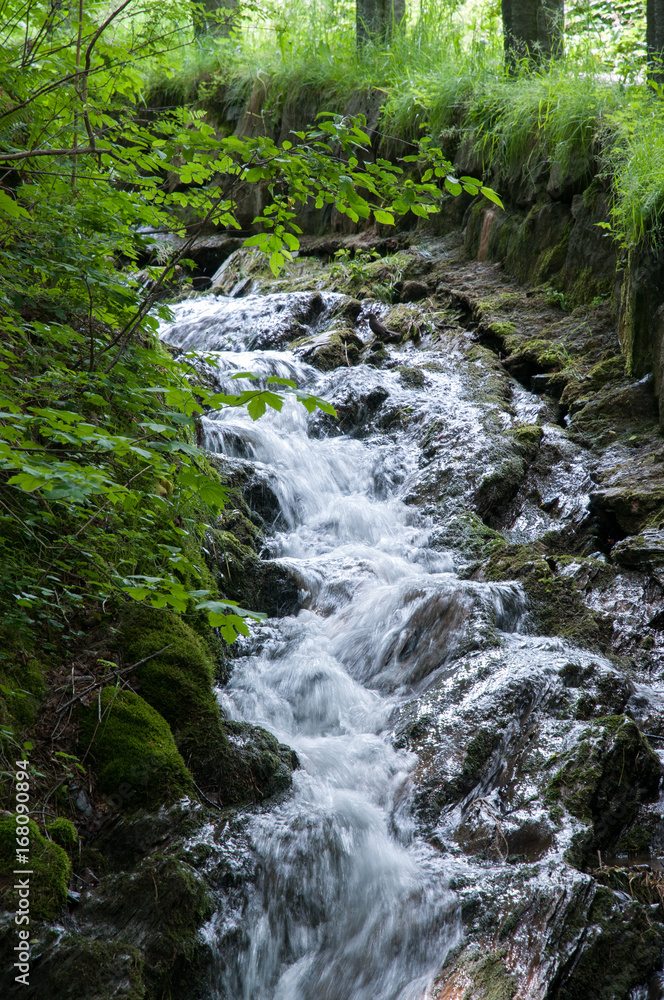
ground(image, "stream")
xmin=158 ymin=243 xmax=664 ymax=1000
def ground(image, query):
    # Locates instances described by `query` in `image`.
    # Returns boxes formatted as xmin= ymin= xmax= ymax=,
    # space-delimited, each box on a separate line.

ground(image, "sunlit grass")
xmin=141 ymin=0 xmax=664 ymax=250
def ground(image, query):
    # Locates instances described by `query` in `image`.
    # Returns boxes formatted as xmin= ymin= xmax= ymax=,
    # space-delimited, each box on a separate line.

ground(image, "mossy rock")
xmin=473 ymin=427 xmax=542 ymax=526
xmin=46 ymin=817 xmax=78 ymax=854
xmin=560 ymin=355 xmax=626 ymax=410
xmin=546 ymin=716 xmax=662 ymax=867
xmin=410 ymin=726 xmax=503 ymax=826
xmin=209 ymin=527 xmax=300 ymax=617
xmin=76 ymin=853 xmax=212 ymax=998
xmin=430 ymin=508 xmax=507 ymax=561
xmin=117 ymin=606 xmax=219 ymax=737
xmin=20 ymin=939 xmax=145 ymax=1000
xmin=206 ymin=720 xmax=299 ymax=807
xmin=555 ymin=885 xmax=664 ymax=1000
xmin=484 ymin=544 xmax=611 ymax=649
xmin=0 ymin=816 xmax=70 ymax=919
xmin=438 ymin=948 xmax=518 ymax=1000
xmin=78 ymin=688 xmax=193 ymax=810
xmin=300 ymin=327 xmax=363 ymax=371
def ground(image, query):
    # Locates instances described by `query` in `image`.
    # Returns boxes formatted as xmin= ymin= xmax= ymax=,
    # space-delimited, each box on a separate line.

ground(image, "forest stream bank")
xmin=3 ymin=227 xmax=664 ymax=999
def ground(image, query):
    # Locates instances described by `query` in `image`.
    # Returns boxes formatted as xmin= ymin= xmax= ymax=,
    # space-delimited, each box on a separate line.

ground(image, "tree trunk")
xmin=648 ymin=0 xmax=664 ymax=83
xmin=502 ymin=0 xmax=563 ymax=69
xmin=357 ymin=0 xmax=406 ymax=47
xmin=193 ymin=0 xmax=239 ymax=37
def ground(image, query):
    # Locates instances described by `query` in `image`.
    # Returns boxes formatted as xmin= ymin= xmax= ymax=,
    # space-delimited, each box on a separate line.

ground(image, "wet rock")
xmin=204 ymin=721 xmax=299 ymax=807
xmin=484 ymin=544 xmax=613 ymax=650
xmin=297 ymin=326 xmax=364 ymax=370
xmin=473 ymin=425 xmax=543 ymax=525
xmin=74 ymin=853 xmax=213 ymax=996
xmin=309 ymin=383 xmax=390 ymax=437
xmin=161 ymin=289 xmax=332 ymax=352
xmin=397 ymin=279 xmax=430 ymax=303
xmin=546 ymin=716 xmax=663 ymax=868
xmin=0 ymin=934 xmax=145 ymax=1000
xmin=611 ymin=529 xmax=664 ymax=572
xmin=209 ymin=525 xmax=301 ymax=617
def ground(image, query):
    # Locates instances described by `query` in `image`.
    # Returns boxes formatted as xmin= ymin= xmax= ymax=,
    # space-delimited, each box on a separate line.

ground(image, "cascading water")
xmin=161 ymin=289 xmax=527 ymax=999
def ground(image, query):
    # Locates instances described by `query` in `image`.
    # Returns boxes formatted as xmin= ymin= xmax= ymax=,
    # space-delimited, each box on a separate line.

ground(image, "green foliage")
xmin=0 ymin=816 xmax=71 ymax=919
xmin=77 ymin=687 xmax=194 ymax=808
xmin=0 ymin=2 xmax=494 ymax=684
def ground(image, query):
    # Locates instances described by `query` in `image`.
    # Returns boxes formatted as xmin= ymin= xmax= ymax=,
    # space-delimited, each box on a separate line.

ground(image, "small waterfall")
xmin=161 ymin=289 xmax=527 ymax=999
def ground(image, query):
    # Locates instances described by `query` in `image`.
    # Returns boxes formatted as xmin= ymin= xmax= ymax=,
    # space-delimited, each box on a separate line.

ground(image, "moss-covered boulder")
xmin=473 ymin=424 xmax=543 ymax=525
xmin=208 ymin=527 xmax=300 ymax=618
xmin=299 ymin=326 xmax=364 ymax=370
xmin=116 ymin=606 xmax=232 ymax=787
xmin=554 ymin=885 xmax=664 ymax=1000
xmin=611 ymin=529 xmax=664 ymax=572
xmin=0 ymin=816 xmax=71 ymax=919
xmin=117 ymin=607 xmax=220 ymax=737
xmin=12 ymin=938 xmax=146 ymax=1000
xmin=429 ymin=508 xmax=507 ymax=562
xmin=78 ymin=688 xmax=193 ymax=810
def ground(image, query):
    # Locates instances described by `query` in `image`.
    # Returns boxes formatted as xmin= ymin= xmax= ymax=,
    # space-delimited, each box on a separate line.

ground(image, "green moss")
xmin=207 ymin=526 xmax=299 ymax=617
xmin=510 ymin=423 xmax=543 ymax=452
xmin=462 ymin=950 xmax=518 ymax=1000
xmin=464 ymin=729 xmax=502 ymax=785
xmin=397 ymin=364 xmax=426 ymax=388
xmin=556 ymin=887 xmax=664 ymax=1000
xmin=545 ymin=716 xmax=662 ymax=867
xmin=536 ymin=224 xmax=571 ymax=283
xmin=0 ymin=816 xmax=71 ymax=919
xmin=615 ymin=823 xmax=654 ymax=854
xmin=117 ymin=606 xmax=219 ymax=737
xmin=78 ymin=688 xmax=193 ymax=809
xmin=487 ymin=320 xmax=517 ymax=338
xmin=485 ymin=544 xmax=611 ymax=650
xmin=79 ymin=853 xmax=213 ymax=997
xmin=46 ymin=817 xmax=78 ymax=854
xmin=432 ymin=509 xmax=507 ymax=561
xmin=214 ymin=720 xmax=298 ymax=806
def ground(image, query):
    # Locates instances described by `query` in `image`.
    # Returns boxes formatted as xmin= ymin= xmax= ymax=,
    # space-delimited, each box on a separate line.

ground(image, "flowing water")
xmin=159 ymin=273 xmax=664 ymax=999
xmin=160 ymin=289 xmax=529 ymax=1000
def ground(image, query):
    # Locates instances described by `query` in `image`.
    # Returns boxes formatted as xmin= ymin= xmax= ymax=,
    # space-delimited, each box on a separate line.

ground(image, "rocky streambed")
xmin=7 ymin=231 xmax=664 ymax=999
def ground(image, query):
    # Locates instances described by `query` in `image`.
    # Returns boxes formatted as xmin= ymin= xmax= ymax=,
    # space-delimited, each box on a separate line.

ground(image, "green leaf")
xmin=480 ymin=187 xmax=504 ymax=208
xmin=374 ymin=209 xmax=395 ymax=225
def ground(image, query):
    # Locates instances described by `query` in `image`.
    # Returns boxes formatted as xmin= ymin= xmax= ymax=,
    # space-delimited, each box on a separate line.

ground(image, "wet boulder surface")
xmin=5 ymin=232 xmax=664 ymax=1000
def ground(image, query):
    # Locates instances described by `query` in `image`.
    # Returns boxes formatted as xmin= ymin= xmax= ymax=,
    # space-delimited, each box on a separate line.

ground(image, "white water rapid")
xmin=161 ymin=290 xmax=527 ymax=1000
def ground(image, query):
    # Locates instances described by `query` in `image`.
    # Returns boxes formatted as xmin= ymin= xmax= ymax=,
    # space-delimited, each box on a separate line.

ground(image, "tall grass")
xmin=141 ymin=0 xmax=664 ymax=250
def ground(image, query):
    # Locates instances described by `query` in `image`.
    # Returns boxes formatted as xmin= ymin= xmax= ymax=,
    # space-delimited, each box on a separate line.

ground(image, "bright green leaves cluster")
xmin=0 ymin=323 xmax=334 ymax=641
xmin=0 ymin=1 xmax=501 ymax=649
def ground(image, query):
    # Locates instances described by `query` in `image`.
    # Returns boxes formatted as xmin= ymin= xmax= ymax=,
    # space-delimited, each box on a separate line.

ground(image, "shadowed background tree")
xmin=357 ymin=0 xmax=405 ymax=46
xmin=502 ymin=0 xmax=563 ymax=68
xmin=648 ymin=0 xmax=664 ymax=81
